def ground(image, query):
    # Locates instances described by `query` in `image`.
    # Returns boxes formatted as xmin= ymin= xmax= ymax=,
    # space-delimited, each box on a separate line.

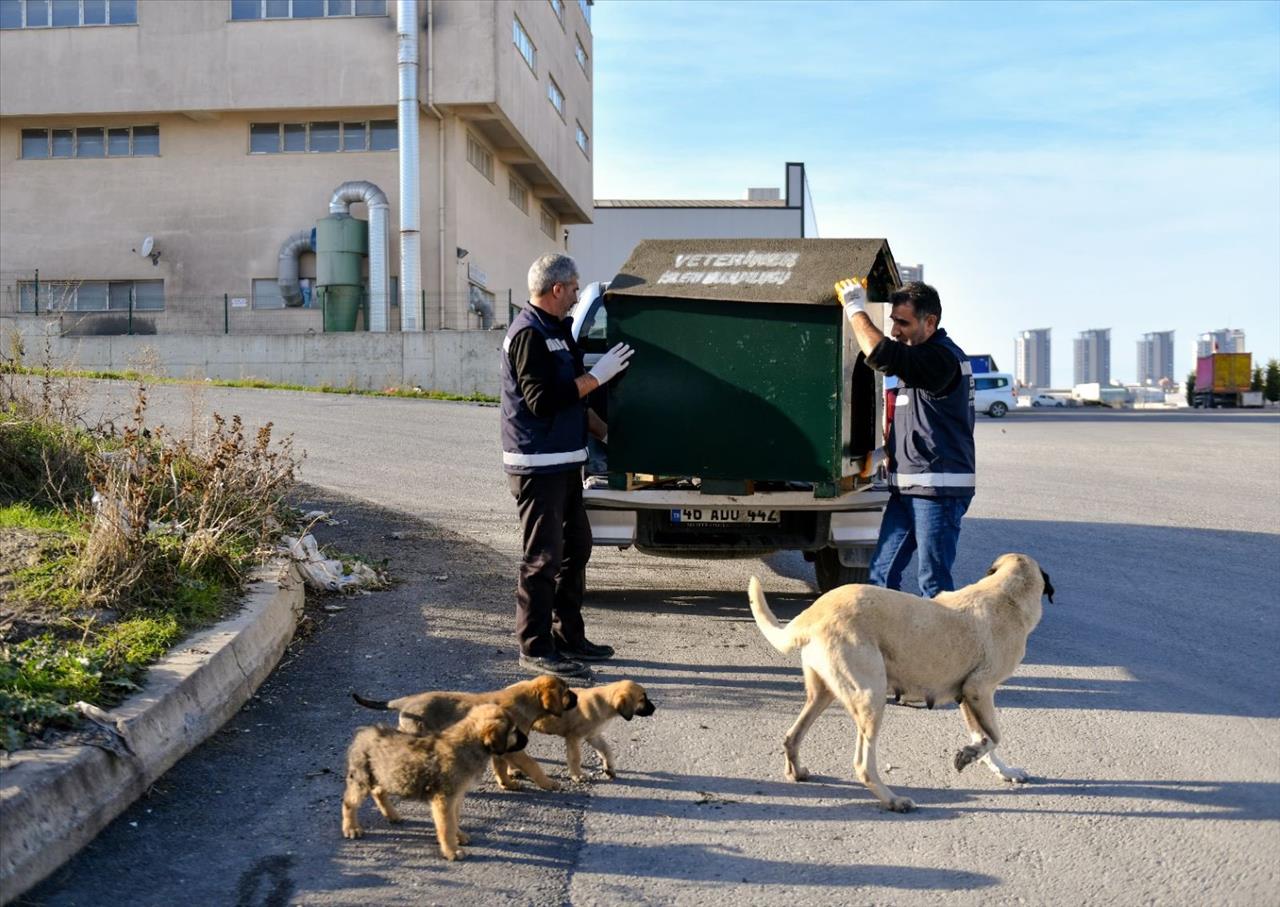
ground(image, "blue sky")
xmin=590 ymin=0 xmax=1280 ymax=387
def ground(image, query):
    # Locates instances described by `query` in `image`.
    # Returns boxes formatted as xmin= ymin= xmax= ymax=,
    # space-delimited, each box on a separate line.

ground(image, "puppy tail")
xmin=351 ymin=692 xmax=390 ymax=711
xmin=748 ymin=576 xmax=797 ymax=653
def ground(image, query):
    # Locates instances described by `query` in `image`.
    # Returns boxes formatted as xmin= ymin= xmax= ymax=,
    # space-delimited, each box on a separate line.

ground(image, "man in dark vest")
xmin=501 ymin=253 xmax=635 ymax=678
xmin=834 ymin=278 xmax=976 ymax=599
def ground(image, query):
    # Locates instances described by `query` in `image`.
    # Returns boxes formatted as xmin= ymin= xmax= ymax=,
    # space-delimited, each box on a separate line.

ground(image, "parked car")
xmin=1031 ymin=393 xmax=1066 ymax=407
xmin=974 ymin=372 xmax=1016 ymax=418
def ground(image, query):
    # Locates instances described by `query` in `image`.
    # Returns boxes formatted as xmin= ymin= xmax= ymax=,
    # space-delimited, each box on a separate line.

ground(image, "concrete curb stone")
xmin=0 ymin=560 xmax=305 ymax=905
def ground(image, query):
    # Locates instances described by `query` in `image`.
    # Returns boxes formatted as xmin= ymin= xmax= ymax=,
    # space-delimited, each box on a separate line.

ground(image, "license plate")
xmin=670 ymin=508 xmax=781 ymax=525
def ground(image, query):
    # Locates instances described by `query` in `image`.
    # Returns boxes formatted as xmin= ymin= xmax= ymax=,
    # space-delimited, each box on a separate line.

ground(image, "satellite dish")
xmin=140 ymin=236 xmax=154 ymax=257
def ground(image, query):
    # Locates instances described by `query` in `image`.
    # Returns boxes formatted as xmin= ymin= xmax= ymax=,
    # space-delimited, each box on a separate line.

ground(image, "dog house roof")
xmin=605 ymin=238 xmax=902 ymax=306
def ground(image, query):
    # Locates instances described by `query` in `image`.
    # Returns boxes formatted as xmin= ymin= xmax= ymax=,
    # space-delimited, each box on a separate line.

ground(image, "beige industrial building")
xmin=0 ymin=0 xmax=593 ymax=336
xmin=566 ymin=162 xmax=818 ymax=284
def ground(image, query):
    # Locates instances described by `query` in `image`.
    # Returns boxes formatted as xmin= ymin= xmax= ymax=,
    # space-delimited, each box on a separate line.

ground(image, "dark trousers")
xmin=508 ymin=469 xmax=593 ymax=657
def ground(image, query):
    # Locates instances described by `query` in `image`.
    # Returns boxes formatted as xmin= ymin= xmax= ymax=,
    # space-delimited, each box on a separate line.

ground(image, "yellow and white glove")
xmin=834 ymin=278 xmax=867 ymax=319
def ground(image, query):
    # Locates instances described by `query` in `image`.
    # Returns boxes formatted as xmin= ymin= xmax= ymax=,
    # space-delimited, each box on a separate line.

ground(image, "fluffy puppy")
xmin=529 ymin=680 xmax=657 ymax=782
xmin=341 ymin=703 xmax=526 ymax=861
xmin=352 ymin=674 xmax=578 ymax=791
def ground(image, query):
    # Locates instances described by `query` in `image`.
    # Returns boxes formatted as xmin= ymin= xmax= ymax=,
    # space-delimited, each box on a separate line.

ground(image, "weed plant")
xmin=0 ymin=339 xmax=298 ymax=750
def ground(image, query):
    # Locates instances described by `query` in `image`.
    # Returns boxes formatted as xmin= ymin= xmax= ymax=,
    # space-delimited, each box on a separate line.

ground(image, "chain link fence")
xmin=1 ymin=271 xmax=516 ymax=335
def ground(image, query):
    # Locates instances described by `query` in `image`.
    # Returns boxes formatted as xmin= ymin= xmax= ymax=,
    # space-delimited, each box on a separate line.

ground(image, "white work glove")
xmin=588 ymin=342 xmax=634 ymax=386
xmin=835 ymin=278 xmax=867 ymax=318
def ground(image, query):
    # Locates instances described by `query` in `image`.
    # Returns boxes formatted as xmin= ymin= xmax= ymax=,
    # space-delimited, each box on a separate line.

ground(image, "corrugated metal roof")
xmin=595 ymin=199 xmax=788 ymax=208
xmin=606 ymin=238 xmax=900 ymax=306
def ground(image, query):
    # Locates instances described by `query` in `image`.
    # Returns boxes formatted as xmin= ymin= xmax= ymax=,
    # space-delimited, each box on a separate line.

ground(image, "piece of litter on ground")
xmin=389 ymin=531 xmax=409 ymax=540
xmin=323 ymin=604 xmax=347 ymax=613
xmin=433 ymin=574 xmax=449 ymax=582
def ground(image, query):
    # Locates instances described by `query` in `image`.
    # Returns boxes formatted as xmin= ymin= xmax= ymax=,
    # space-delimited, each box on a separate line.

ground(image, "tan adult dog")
xmin=748 ymin=553 xmax=1055 ymax=812
xmin=352 ymin=674 xmax=578 ymax=792
xmin=530 ymin=680 xmax=657 ymax=781
xmin=341 ymin=703 xmax=527 ymax=861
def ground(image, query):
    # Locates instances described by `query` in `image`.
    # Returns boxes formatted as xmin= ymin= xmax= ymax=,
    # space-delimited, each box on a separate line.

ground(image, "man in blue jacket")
xmin=501 ymin=253 xmax=634 ymax=678
xmin=834 ymin=278 xmax=976 ymax=599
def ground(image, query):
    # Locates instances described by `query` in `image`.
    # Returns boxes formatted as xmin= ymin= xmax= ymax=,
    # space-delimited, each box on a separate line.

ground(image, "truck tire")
xmin=814 ymin=548 xmax=870 ymax=593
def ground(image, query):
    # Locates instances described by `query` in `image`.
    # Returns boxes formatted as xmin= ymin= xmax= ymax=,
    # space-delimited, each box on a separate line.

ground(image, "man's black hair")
xmin=889 ymin=281 xmax=942 ymax=326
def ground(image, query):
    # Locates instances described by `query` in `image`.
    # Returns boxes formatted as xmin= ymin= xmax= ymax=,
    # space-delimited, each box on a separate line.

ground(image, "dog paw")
xmin=602 ymin=769 xmax=616 ymax=781
xmin=570 ymin=773 xmax=588 ymax=783
xmin=954 ymin=746 xmax=980 ymax=772
xmin=786 ymin=765 xmax=810 ymax=782
xmin=456 ymin=830 xmax=471 ymax=845
xmin=537 ymin=779 xmax=563 ymax=792
xmin=496 ymin=779 xmax=522 ymax=791
xmin=342 ymin=825 xmax=363 ymax=839
xmin=1001 ymin=767 xmax=1029 ymax=783
xmin=886 ymin=796 xmax=915 ymax=813
xmin=442 ymin=848 xmax=464 ymax=862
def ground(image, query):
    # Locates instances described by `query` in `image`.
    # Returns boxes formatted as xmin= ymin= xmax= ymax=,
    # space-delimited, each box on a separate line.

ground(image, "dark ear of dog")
xmin=1040 ymin=568 xmax=1055 ymax=603
xmin=484 ymin=718 xmax=514 ymax=754
xmin=612 ymin=690 xmax=635 ymax=721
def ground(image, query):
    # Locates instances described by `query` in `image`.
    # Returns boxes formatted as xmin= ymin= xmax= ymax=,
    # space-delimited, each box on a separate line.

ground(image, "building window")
xmin=249 ymin=120 xmax=396 ymax=153
xmin=548 ymin=0 xmax=562 ymax=23
xmin=2 ymin=0 xmax=136 ymax=28
xmin=547 ymin=77 xmax=565 ymax=118
xmin=469 ymin=283 xmax=496 ymax=324
xmin=20 ymin=124 xmax=158 ymax=158
xmin=230 ymin=0 xmax=385 ymax=20
xmin=575 ymin=35 xmax=588 ymax=77
xmin=18 ymin=279 xmax=163 ymax=312
xmin=512 ymin=15 xmax=536 ymax=73
xmin=466 ymin=132 xmax=494 ymax=182
xmin=508 ymin=176 xmax=529 ymax=214
xmin=540 ymin=206 xmax=557 ymax=239
xmin=575 ymin=122 xmax=589 ymax=158
xmin=578 ymin=0 xmax=590 ymax=26
xmin=253 ymin=277 xmax=315 ymax=309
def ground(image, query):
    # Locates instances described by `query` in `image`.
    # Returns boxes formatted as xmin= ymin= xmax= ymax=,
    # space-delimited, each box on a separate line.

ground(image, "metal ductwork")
xmin=276 ymin=229 xmax=314 ymax=307
xmin=397 ymin=0 xmax=422 ymax=331
xmin=329 ymin=180 xmax=390 ymax=332
xmin=468 ymin=291 xmax=494 ymax=330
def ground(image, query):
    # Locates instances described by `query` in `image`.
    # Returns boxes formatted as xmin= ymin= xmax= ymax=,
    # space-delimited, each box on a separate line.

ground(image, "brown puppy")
xmin=749 ymin=553 xmax=1054 ymax=812
xmin=341 ymin=703 xmax=527 ymax=861
xmin=530 ymin=680 xmax=657 ymax=782
xmin=352 ymin=675 xmax=578 ymax=791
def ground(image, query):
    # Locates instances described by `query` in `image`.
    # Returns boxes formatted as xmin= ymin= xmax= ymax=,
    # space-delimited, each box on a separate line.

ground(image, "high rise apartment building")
xmin=1195 ymin=329 xmax=1246 ymax=357
xmin=1 ymin=0 xmax=594 ymax=333
xmin=1073 ymin=328 xmax=1111 ymax=386
xmin=1136 ymin=330 xmax=1175 ymax=385
xmin=1014 ymin=327 xmax=1051 ymax=388
xmin=896 ymin=263 xmax=923 ymax=284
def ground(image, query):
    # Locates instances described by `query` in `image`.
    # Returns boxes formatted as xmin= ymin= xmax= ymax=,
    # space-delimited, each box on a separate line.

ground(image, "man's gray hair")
xmin=528 ymin=253 xmax=579 ymax=298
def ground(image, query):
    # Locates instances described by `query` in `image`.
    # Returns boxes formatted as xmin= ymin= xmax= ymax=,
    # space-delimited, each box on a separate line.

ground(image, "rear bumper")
xmin=582 ymin=485 xmax=887 ymax=552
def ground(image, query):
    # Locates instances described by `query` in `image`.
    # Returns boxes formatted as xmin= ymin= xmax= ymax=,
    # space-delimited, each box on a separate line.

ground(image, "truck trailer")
xmin=569 ymin=238 xmax=900 ymax=592
xmin=1194 ymin=353 xmax=1255 ymax=408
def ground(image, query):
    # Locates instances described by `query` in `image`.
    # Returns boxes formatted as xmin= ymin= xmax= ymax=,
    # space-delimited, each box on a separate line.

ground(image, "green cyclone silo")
xmin=315 ymin=213 xmax=368 ymax=332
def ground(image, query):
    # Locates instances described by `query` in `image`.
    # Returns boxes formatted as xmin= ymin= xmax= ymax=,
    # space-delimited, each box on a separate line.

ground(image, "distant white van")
xmin=973 ymin=371 xmax=1016 ymax=418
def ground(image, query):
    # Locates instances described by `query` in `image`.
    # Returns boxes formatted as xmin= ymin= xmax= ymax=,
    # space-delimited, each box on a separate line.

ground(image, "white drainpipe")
xmin=428 ymin=0 xmax=447 ymax=331
xmin=329 ymin=181 xmax=390 ymax=332
xmin=397 ymin=0 xmax=422 ymax=332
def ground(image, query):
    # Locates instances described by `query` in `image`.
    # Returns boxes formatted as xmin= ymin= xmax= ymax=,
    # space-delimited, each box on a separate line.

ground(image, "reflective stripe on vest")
xmin=502 ymin=447 xmax=588 ymax=468
xmin=889 ymin=471 xmax=976 ymax=489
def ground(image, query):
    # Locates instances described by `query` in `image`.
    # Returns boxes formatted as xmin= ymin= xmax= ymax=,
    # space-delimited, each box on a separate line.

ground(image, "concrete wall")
xmin=1 ymin=316 xmax=502 ymax=396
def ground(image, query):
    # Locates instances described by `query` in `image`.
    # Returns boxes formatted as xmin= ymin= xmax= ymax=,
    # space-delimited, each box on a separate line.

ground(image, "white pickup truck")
xmin=568 ymin=280 xmax=888 ymax=592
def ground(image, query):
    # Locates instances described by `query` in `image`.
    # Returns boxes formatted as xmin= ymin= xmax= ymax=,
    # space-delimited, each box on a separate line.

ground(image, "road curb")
xmin=0 ymin=560 xmax=305 ymax=905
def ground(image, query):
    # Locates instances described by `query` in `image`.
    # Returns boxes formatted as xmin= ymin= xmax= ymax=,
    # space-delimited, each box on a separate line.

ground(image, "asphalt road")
xmin=25 ymin=382 xmax=1280 ymax=906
